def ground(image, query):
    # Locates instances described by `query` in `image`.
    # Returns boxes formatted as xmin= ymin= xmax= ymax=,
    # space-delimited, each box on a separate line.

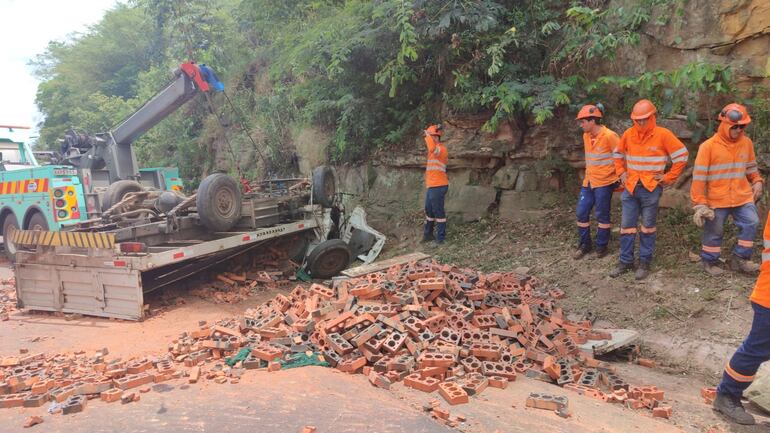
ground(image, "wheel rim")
xmin=215 ymin=187 xmax=236 ymax=218
xmin=314 ymin=247 xmax=349 ymax=276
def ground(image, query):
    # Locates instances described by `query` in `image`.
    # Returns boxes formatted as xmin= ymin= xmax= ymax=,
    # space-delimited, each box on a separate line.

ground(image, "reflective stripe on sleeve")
xmin=669 ymin=147 xmax=688 ymax=158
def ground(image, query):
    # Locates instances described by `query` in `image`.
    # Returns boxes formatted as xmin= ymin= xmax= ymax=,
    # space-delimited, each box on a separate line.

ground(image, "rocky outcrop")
xmin=294 ymin=0 xmax=770 ymax=227
xmin=619 ymin=0 xmax=770 ymax=86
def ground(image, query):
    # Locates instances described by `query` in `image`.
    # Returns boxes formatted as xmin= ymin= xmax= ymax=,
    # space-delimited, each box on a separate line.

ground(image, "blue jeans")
xmin=717 ymin=302 xmax=770 ymax=397
xmin=424 ymin=185 xmax=448 ymax=241
xmin=619 ymin=183 xmax=662 ymax=264
xmin=576 ymin=183 xmax=615 ymax=250
xmin=701 ymin=203 xmax=759 ymax=263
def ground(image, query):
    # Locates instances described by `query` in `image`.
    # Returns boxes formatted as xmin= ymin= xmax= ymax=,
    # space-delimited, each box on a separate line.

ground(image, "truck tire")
xmin=312 ymin=166 xmax=336 ymax=207
xmin=2 ymin=214 xmax=19 ymax=261
xmin=102 ymin=180 xmax=143 ymax=212
xmin=27 ymin=212 xmax=49 ymax=232
xmin=306 ymin=239 xmax=352 ymax=279
xmin=197 ymin=173 xmax=242 ymax=232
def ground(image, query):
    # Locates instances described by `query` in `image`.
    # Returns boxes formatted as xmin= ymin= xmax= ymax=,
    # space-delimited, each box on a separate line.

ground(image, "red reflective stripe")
xmin=702 ymin=245 xmax=721 ymax=253
xmin=173 ymin=252 xmax=184 ymax=259
xmin=620 ymin=228 xmax=637 ymax=234
xmin=640 ymin=226 xmax=657 ymax=234
xmin=298 ymin=224 xmax=304 ymax=229
xmin=725 ymin=364 xmax=754 ymax=382
xmin=242 ymin=235 xmax=251 ymax=242
xmin=576 ymin=221 xmax=590 ymax=228
xmin=737 ymin=239 xmax=754 ymax=248
xmin=597 ymin=223 xmax=611 ymax=229
xmin=113 ymin=260 xmax=127 ymax=267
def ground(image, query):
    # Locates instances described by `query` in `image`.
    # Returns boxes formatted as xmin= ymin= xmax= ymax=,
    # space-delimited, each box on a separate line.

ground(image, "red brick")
xmin=100 ymin=388 xmax=123 ymax=403
xmin=652 ymin=406 xmax=672 ymax=419
xmin=438 ymin=382 xmax=469 ymax=405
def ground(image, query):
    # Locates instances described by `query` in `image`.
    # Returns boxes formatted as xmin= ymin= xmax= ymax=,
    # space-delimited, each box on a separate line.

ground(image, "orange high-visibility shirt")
xmin=690 ymin=122 xmax=763 ymax=208
xmin=751 ymin=211 xmax=770 ymax=308
xmin=582 ymin=126 xmax=620 ymax=188
xmin=425 ymin=135 xmax=449 ymax=188
xmin=614 ymin=117 xmax=688 ymax=193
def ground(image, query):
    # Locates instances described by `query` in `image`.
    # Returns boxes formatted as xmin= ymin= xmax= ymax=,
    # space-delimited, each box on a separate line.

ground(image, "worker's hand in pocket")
xmin=619 ymin=172 xmax=628 ymax=185
xmin=753 ymin=182 xmax=763 ymax=202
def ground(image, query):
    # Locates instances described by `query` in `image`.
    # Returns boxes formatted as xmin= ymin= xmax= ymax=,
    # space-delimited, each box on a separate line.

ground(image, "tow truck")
xmin=6 ymin=63 xmax=385 ymax=320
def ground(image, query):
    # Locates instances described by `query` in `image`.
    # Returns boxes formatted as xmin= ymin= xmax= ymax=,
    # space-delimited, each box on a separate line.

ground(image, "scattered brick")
xmin=23 ymin=415 xmax=43 ymax=428
xmin=637 ymin=358 xmax=657 ymax=368
xmin=652 ymin=406 xmax=672 ymax=419
xmin=526 ymin=392 xmax=568 ymax=412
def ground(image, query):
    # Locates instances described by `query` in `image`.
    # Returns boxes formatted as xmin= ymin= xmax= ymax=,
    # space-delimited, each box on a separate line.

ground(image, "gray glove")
xmin=693 ymin=204 xmax=715 ymax=228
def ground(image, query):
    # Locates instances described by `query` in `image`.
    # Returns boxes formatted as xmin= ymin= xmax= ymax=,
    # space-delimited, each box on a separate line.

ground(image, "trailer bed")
xmin=12 ymin=217 xmax=319 ymax=320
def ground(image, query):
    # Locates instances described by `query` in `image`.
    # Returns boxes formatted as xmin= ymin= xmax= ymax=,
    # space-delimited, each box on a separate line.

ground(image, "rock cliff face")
xmin=295 ymin=1 xmax=770 ymax=225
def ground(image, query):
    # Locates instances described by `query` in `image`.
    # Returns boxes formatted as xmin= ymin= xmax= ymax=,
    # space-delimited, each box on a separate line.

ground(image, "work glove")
xmin=692 ymin=204 xmax=715 ymax=228
xmin=752 ymin=181 xmax=763 ymax=202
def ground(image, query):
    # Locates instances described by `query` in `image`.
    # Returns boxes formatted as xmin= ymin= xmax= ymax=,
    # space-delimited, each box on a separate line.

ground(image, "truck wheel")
xmin=306 ymin=239 xmax=352 ymax=279
xmin=102 ymin=180 xmax=143 ymax=212
xmin=197 ymin=173 xmax=242 ymax=232
xmin=312 ymin=166 xmax=336 ymax=207
xmin=27 ymin=212 xmax=49 ymax=231
xmin=2 ymin=214 xmax=19 ymax=261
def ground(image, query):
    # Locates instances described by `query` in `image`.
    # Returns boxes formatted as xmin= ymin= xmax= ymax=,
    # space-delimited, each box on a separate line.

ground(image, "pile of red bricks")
xmin=188 ymin=248 xmax=298 ymax=304
xmin=0 ymin=259 xmax=672 ymax=422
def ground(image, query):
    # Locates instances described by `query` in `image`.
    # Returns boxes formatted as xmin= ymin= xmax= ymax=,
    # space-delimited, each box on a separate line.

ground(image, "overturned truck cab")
xmin=11 ymin=167 xmax=385 ymax=320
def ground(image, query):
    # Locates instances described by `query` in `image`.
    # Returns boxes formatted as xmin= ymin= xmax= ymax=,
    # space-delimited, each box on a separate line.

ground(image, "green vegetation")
xmin=31 ymin=0 xmax=745 ymax=183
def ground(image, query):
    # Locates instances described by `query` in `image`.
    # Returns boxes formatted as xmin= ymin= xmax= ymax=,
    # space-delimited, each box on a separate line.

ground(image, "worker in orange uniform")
xmin=712 ymin=210 xmax=770 ymax=425
xmin=611 ymin=99 xmax=688 ymax=280
xmin=691 ymin=103 xmax=762 ymax=276
xmin=573 ymin=103 xmax=620 ymax=259
xmin=423 ymin=124 xmax=449 ymax=245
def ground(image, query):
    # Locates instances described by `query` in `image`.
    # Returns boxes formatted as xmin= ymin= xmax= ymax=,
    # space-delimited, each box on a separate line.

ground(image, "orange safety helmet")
xmin=575 ymin=103 xmax=604 ymax=120
xmin=718 ymin=103 xmax=751 ymax=126
xmin=630 ymin=99 xmax=657 ymax=120
xmin=426 ymin=124 xmax=443 ymax=136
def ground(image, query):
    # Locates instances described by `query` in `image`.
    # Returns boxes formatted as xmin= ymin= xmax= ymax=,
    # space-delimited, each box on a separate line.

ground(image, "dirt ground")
xmin=1 ymin=203 xmax=770 ymax=432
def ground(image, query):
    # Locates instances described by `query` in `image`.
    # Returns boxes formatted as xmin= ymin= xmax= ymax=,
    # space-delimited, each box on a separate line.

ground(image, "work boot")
xmin=713 ymin=392 xmax=755 ymax=425
xmin=730 ymin=255 xmax=760 ymax=275
xmin=635 ymin=261 xmax=651 ymax=280
xmin=702 ymin=261 xmax=725 ymax=277
xmin=432 ymin=239 xmax=445 ymax=247
xmin=572 ymin=247 xmax=591 ymax=260
xmin=609 ymin=262 xmax=634 ymax=278
xmin=595 ymin=246 xmax=608 ymax=258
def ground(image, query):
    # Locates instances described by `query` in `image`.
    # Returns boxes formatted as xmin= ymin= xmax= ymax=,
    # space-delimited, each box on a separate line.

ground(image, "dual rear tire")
xmin=3 ymin=212 xmax=48 ymax=261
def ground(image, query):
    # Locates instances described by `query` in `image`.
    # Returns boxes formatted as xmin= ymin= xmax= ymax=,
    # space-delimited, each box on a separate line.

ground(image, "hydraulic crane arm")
xmin=65 ymin=62 xmax=217 ymax=183
xmin=111 ymin=63 xmax=210 ymax=148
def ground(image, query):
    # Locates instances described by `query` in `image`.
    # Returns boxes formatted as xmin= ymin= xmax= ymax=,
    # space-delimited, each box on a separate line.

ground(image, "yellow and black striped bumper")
xmin=11 ymin=230 xmax=116 ymax=249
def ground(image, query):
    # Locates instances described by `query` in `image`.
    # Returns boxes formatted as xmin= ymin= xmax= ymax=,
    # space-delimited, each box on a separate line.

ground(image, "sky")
xmin=0 ymin=0 xmax=118 ymax=144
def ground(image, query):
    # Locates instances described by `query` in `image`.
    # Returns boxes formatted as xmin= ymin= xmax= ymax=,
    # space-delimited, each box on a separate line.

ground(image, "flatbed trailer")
xmin=10 ymin=171 xmax=385 ymax=320
xmin=12 ymin=212 xmax=319 ymax=320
